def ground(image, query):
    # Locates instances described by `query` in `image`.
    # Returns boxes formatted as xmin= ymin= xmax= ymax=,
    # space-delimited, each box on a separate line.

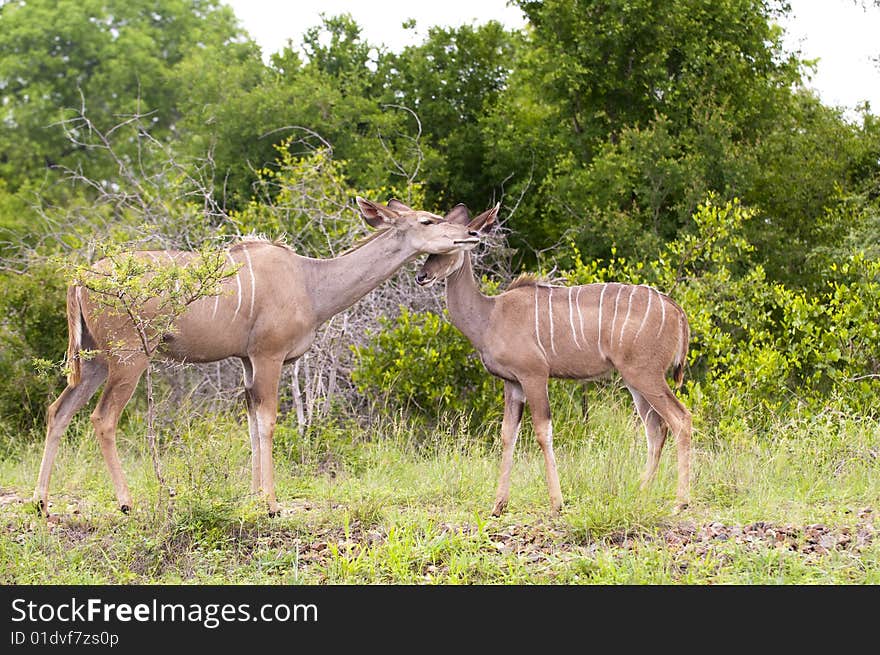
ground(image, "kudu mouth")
xmin=418 ymin=229 xmax=479 ymax=285
xmin=415 ymin=272 xmax=437 ymax=287
xmin=453 ymin=230 xmax=481 ymax=247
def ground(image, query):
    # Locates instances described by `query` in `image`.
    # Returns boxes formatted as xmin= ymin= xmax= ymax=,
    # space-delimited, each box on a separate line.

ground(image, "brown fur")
xmin=506 ymin=273 xmax=551 ymax=290
xmin=417 ymin=205 xmax=693 ymax=515
xmin=231 ymin=236 xmax=295 ymax=252
xmin=34 ymin=199 xmax=480 ymax=518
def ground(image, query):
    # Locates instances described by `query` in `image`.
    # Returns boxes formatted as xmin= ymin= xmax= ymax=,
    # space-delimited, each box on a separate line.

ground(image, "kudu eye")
xmin=468 ymin=231 xmax=479 ymax=237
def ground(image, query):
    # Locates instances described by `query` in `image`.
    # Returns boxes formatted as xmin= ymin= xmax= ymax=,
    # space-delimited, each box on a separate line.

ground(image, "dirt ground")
xmin=3 ymin=489 xmax=874 ymax=577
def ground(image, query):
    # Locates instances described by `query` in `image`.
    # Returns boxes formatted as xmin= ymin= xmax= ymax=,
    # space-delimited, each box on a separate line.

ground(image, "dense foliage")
xmin=1 ymin=0 xmax=878 ymax=436
xmin=351 ymin=308 xmax=501 ymax=423
xmin=562 ymin=198 xmax=880 ymax=436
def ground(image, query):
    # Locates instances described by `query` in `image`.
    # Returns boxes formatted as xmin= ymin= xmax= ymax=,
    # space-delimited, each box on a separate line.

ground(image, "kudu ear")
xmin=387 ymin=198 xmax=414 ymax=213
xmin=467 ymin=203 xmax=500 ymax=232
xmin=444 ymin=203 xmax=470 ymax=225
xmin=356 ymin=197 xmax=399 ymax=229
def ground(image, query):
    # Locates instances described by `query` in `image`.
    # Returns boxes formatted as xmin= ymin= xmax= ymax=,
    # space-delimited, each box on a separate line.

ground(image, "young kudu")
xmin=35 ymin=198 xmax=481 ymax=517
xmin=415 ymin=203 xmax=692 ymax=515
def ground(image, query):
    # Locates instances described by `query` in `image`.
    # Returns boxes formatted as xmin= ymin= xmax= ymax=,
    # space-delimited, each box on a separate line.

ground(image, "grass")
xmin=0 ymin=389 xmax=877 ymax=584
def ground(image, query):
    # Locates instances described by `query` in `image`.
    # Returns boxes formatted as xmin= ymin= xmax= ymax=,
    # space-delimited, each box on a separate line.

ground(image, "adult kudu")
xmin=415 ymin=202 xmax=692 ymax=515
xmin=35 ymin=198 xmax=482 ymax=517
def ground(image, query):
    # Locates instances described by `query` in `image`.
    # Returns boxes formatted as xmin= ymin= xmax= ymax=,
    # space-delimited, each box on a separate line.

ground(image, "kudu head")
xmin=355 ymin=197 xmax=483 ymax=255
xmin=415 ymin=203 xmax=499 ymax=286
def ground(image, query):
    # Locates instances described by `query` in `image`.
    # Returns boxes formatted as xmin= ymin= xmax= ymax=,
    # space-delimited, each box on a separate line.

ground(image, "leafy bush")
xmin=351 ymin=307 xmax=500 ymax=426
xmin=563 ymin=195 xmax=880 ymax=437
xmin=347 ymin=195 xmax=879 ymax=441
xmin=229 ymin=145 xmax=355 ymax=255
xmin=0 ymin=261 xmax=68 ymax=435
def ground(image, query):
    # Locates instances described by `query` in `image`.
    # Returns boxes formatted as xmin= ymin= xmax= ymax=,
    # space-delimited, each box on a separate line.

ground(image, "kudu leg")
xmin=241 ymin=359 xmax=261 ymax=494
xmin=627 ymin=386 xmax=669 ymax=488
xmin=522 ymin=378 xmax=564 ymax=513
xmin=244 ymin=356 xmax=284 ymax=516
xmin=90 ymin=362 xmax=146 ymax=513
xmin=627 ymin=381 xmax=692 ymax=512
xmin=33 ymin=358 xmax=108 ymax=515
xmin=492 ymin=381 xmax=525 ymax=517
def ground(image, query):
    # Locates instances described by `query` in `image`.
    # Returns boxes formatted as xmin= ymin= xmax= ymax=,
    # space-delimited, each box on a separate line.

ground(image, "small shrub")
xmin=351 ymin=307 xmax=501 ymax=428
xmin=0 ymin=261 xmax=68 ymax=435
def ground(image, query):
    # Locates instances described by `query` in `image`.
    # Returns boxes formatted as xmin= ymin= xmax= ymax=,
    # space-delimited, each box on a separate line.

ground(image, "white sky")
xmin=224 ymin=0 xmax=880 ymax=115
xmin=779 ymin=0 xmax=880 ymax=114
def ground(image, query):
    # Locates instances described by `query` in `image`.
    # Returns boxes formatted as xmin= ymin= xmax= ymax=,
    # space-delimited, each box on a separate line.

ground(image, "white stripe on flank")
xmin=226 ymin=252 xmax=242 ymax=319
xmin=610 ymin=285 xmax=624 ymax=353
xmin=242 ymin=245 xmax=256 ymax=319
xmin=547 ymin=287 xmax=557 ymax=355
xmin=567 ymin=287 xmax=581 ymax=349
xmin=597 ymin=283 xmax=608 ymax=357
xmin=634 ymin=285 xmax=652 ymax=340
xmin=575 ymin=286 xmax=586 ymax=344
xmin=619 ymin=286 xmax=637 ymax=347
xmin=657 ymin=289 xmax=667 ymax=337
xmin=534 ymin=287 xmax=547 ymax=357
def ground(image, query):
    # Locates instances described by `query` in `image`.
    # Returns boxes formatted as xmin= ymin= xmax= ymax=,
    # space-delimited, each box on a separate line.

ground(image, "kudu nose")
xmin=416 ymin=272 xmax=428 ymax=284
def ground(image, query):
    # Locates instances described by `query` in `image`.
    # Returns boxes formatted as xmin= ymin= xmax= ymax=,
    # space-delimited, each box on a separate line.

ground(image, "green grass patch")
xmin=1 ymin=396 xmax=876 ymax=584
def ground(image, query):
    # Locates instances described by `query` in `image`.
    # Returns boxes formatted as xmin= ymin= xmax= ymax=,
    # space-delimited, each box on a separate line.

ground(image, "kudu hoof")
xmin=119 ymin=504 xmax=131 ymax=515
xmin=673 ymin=502 xmax=689 ymax=515
xmin=34 ymin=499 xmax=47 ymax=517
xmin=491 ymin=502 xmax=507 ymax=517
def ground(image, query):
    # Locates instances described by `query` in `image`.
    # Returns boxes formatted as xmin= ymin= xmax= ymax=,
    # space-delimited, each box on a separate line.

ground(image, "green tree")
xmin=745 ymin=95 xmax=880 ymax=284
xmin=0 ymin=0 xmax=250 ymax=189
xmin=471 ymin=0 xmax=880 ymax=292
xmin=513 ymin=0 xmax=800 ymax=153
xmin=174 ymin=14 xmax=414 ymax=206
xmin=390 ymin=21 xmax=521 ymax=210
xmin=480 ymin=0 xmax=829 ymax=276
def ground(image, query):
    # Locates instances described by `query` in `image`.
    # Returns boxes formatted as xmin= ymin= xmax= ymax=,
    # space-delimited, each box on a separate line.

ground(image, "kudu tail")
xmin=65 ymin=285 xmax=83 ymax=386
xmin=672 ymin=307 xmax=690 ymax=390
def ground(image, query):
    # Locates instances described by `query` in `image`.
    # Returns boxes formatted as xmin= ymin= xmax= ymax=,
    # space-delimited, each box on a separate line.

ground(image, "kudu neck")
xmin=306 ymin=229 xmax=414 ymax=324
xmin=445 ymin=253 xmax=494 ymax=349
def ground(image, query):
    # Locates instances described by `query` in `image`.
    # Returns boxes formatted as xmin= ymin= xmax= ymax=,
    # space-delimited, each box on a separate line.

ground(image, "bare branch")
xmin=378 ymin=104 xmax=424 ymax=189
xmin=259 ymin=125 xmax=334 ymax=155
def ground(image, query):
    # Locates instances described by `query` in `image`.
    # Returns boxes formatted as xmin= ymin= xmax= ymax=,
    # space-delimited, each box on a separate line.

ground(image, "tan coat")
xmin=36 ymin=199 xmax=482 ymax=517
xmin=417 ymin=205 xmax=692 ymax=515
